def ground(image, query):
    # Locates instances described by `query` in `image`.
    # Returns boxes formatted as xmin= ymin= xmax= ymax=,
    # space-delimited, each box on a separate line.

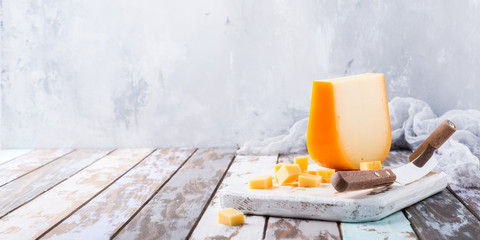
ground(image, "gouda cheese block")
xmin=249 ymin=175 xmax=273 ymax=189
xmin=307 ymin=73 xmax=391 ymax=170
xmin=294 ymin=156 xmax=309 ymax=172
xmin=298 ymin=173 xmax=322 ymax=187
xmin=316 ymin=169 xmax=336 ymax=183
xmin=360 ymin=161 xmax=382 ymax=170
xmin=275 ymin=164 xmax=302 ymax=185
xmin=217 ymin=208 xmax=245 ymax=226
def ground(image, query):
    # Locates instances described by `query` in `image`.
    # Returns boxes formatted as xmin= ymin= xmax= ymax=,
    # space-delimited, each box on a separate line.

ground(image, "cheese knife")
xmin=331 ymin=119 xmax=456 ymax=192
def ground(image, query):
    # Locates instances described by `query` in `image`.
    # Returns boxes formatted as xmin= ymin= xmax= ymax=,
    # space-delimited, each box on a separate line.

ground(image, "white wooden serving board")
xmin=220 ymin=160 xmax=447 ymax=222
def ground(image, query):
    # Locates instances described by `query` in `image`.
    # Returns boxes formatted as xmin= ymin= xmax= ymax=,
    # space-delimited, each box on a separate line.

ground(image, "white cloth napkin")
xmin=237 ymin=97 xmax=480 ymax=187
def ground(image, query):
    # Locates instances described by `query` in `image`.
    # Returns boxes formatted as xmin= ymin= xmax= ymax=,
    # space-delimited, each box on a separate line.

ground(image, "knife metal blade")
xmin=392 ymin=144 xmax=438 ymax=185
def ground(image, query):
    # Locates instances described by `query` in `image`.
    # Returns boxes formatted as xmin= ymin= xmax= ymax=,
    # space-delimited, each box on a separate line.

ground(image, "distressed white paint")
xmin=0 ymin=149 xmax=72 ymax=186
xmin=190 ymin=155 xmax=277 ymax=240
xmin=0 ymin=148 xmax=154 ymax=239
xmin=0 ymin=149 xmax=112 ymax=218
xmin=115 ymin=148 xmax=236 ymax=240
xmin=41 ymin=148 xmax=194 ymax=240
xmin=2 ymin=1 xmax=480 ymax=148
xmin=221 ymin=160 xmax=448 ymax=222
xmin=0 ymin=149 xmax=31 ymax=165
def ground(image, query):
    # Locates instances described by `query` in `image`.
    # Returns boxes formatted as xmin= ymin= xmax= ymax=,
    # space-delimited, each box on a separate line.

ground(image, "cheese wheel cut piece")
xmin=307 ymin=73 xmax=391 ymax=170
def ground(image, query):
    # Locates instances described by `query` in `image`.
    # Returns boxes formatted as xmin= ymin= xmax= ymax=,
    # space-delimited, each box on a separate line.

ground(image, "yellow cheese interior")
xmin=273 ymin=163 xmax=287 ymax=182
xmin=275 ymin=164 xmax=301 ymax=185
xmin=316 ymin=169 xmax=336 ymax=183
xmin=298 ymin=173 xmax=322 ymax=187
xmin=217 ymin=208 xmax=245 ymax=226
xmin=294 ymin=156 xmax=309 ymax=172
xmin=360 ymin=161 xmax=382 ymax=170
xmin=248 ymin=175 xmax=273 ymax=189
xmin=307 ymin=73 xmax=391 ymax=170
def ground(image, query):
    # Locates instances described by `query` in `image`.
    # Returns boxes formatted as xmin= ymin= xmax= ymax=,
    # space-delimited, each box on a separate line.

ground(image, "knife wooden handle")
xmin=331 ymin=169 xmax=396 ymax=192
xmin=409 ymin=120 xmax=456 ymax=162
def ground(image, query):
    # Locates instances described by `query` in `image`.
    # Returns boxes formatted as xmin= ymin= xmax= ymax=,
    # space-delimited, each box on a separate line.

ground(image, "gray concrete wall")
xmin=1 ymin=0 xmax=479 ymax=148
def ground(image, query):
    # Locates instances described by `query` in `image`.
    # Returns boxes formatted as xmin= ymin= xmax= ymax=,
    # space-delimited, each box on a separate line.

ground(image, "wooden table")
xmin=0 ymin=148 xmax=478 ymax=239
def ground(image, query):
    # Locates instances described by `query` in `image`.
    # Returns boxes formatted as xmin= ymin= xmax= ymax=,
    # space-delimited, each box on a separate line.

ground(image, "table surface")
xmin=0 ymin=148 xmax=478 ymax=240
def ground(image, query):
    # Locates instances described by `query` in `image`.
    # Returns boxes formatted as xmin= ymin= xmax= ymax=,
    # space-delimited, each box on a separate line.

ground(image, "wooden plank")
xmin=189 ymin=155 xmax=277 ymax=240
xmin=265 ymin=217 xmax=340 ymax=240
xmin=448 ymin=184 xmax=480 ymax=220
xmin=0 ymin=149 xmax=72 ymax=187
xmin=41 ymin=148 xmax=196 ymax=240
xmin=405 ymin=189 xmax=480 ymax=240
xmin=341 ymin=211 xmax=416 ymax=240
xmin=262 ymin=154 xmax=340 ymax=240
xmin=114 ymin=148 xmax=236 ymax=240
xmin=0 ymin=148 xmax=154 ymax=239
xmin=0 ymin=149 xmax=112 ymax=218
xmin=0 ymin=149 xmax=32 ymax=165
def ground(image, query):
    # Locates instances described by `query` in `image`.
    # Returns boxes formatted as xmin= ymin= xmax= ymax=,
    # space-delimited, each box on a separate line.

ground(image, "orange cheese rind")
xmin=307 ymin=73 xmax=391 ymax=170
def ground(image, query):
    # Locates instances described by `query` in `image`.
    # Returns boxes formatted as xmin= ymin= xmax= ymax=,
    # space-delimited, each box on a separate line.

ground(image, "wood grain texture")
xmin=262 ymin=154 xmax=340 ymax=240
xmin=341 ymin=211 xmax=416 ymax=240
xmin=114 ymin=148 xmax=236 ymax=240
xmin=0 ymin=149 xmax=72 ymax=187
xmin=0 ymin=149 xmax=112 ymax=218
xmin=0 ymin=148 xmax=154 ymax=239
xmin=190 ymin=155 xmax=278 ymax=240
xmin=41 ymin=148 xmax=196 ymax=240
xmin=448 ymin=184 xmax=480 ymax=220
xmin=265 ymin=217 xmax=340 ymax=240
xmin=405 ymin=189 xmax=480 ymax=240
xmin=0 ymin=149 xmax=32 ymax=165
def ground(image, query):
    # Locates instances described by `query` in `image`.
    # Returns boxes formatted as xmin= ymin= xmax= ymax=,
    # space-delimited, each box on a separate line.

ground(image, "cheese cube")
xmin=307 ymin=73 xmax=391 ymax=170
xmin=298 ymin=174 xmax=322 ymax=187
xmin=304 ymin=170 xmax=317 ymax=175
xmin=294 ymin=156 xmax=309 ymax=172
xmin=217 ymin=208 xmax=245 ymax=226
xmin=360 ymin=161 xmax=382 ymax=170
xmin=276 ymin=164 xmax=302 ymax=185
xmin=273 ymin=163 xmax=288 ymax=182
xmin=316 ymin=169 xmax=336 ymax=183
xmin=249 ymin=175 xmax=273 ymax=189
